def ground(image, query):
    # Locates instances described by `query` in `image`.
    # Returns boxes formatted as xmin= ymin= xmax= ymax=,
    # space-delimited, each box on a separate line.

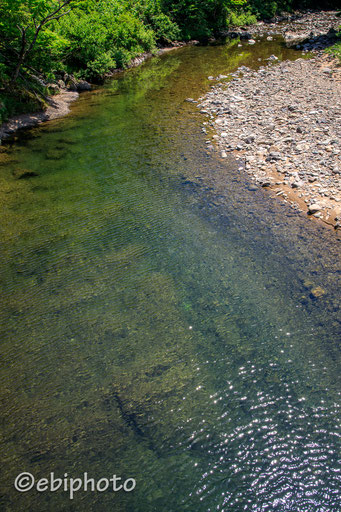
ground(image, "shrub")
xmin=327 ymin=26 xmax=341 ymax=62
xmin=227 ymin=10 xmax=258 ymax=26
xmin=59 ymin=0 xmax=159 ymax=79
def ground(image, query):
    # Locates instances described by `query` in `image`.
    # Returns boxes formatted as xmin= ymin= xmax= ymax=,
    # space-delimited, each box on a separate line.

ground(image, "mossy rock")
xmin=310 ymin=286 xmax=326 ymax=299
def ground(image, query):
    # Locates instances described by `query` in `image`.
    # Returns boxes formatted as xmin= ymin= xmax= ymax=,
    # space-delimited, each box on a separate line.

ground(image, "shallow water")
xmin=0 ymin=38 xmax=340 ymax=511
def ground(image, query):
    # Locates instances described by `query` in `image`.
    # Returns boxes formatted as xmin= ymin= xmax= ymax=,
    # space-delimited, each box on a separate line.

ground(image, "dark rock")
xmin=76 ymin=80 xmax=91 ymax=91
xmin=13 ymin=168 xmax=39 ymax=180
xmin=244 ymin=135 xmax=255 ymax=144
xmin=66 ymin=76 xmax=91 ymax=91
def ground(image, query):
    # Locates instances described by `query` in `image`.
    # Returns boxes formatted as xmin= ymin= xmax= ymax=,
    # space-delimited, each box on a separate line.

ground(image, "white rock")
xmin=308 ymin=203 xmax=322 ymax=214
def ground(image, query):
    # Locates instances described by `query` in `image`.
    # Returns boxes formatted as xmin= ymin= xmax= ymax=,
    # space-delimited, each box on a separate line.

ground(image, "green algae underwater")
xmin=0 ymin=38 xmax=340 ymax=511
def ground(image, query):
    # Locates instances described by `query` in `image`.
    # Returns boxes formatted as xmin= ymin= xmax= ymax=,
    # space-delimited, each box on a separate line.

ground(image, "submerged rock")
xmin=310 ymin=286 xmax=326 ymax=298
xmin=12 ymin=168 xmax=39 ymax=179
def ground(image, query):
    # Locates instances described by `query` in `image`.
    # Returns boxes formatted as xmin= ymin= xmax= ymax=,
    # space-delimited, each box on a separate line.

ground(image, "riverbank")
xmin=0 ymin=90 xmax=80 ymax=141
xmin=198 ymin=15 xmax=341 ymax=229
xmin=0 ymin=43 xmax=193 ymax=143
xmin=226 ymin=9 xmax=340 ymax=50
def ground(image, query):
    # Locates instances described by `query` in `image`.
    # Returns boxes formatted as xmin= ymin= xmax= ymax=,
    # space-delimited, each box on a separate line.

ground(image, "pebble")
xmin=308 ymin=204 xmax=322 ymax=214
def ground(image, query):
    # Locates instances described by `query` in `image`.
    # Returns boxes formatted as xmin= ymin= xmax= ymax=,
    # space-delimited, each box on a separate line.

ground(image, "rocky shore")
xmin=197 ymin=14 xmax=341 ymax=229
xmin=0 ymin=90 xmax=80 ymax=141
xmin=226 ymin=10 xmax=340 ymax=51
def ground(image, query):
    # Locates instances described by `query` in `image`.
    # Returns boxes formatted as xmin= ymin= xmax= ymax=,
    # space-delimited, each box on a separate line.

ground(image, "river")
xmin=0 ymin=37 xmax=340 ymax=511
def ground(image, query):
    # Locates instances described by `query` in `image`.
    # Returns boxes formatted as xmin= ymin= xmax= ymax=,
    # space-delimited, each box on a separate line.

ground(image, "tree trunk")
xmin=10 ymin=29 xmax=26 ymax=85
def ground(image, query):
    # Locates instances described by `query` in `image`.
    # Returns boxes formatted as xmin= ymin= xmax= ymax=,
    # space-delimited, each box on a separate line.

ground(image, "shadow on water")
xmin=0 ymin=37 xmax=340 ymax=511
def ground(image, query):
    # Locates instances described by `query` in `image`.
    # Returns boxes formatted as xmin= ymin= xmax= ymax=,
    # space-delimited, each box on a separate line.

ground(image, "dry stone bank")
xmin=198 ymin=49 xmax=341 ymax=228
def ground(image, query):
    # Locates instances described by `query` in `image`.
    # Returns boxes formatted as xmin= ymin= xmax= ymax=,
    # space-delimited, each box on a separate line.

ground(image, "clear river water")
xmin=0 ymin=37 xmax=340 ymax=511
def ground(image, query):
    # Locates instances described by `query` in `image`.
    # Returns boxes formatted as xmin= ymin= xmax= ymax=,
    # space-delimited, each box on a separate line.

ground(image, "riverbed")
xmin=0 ymin=37 xmax=340 ymax=511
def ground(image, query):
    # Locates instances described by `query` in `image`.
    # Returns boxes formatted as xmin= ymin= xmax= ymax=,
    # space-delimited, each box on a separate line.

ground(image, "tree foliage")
xmin=58 ymin=0 xmax=158 ymax=78
xmin=0 ymin=0 xmax=80 ymax=82
xmin=0 ymin=0 xmax=340 ymax=122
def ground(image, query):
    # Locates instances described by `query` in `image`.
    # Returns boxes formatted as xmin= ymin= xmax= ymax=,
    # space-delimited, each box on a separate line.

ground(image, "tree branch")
xmin=25 ymin=1 xmax=73 ymax=58
xmin=44 ymin=0 xmax=73 ymax=24
xmin=10 ymin=0 xmax=75 ymax=84
xmin=47 ymin=9 xmax=71 ymax=22
xmin=11 ymin=27 xmax=27 ymax=83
